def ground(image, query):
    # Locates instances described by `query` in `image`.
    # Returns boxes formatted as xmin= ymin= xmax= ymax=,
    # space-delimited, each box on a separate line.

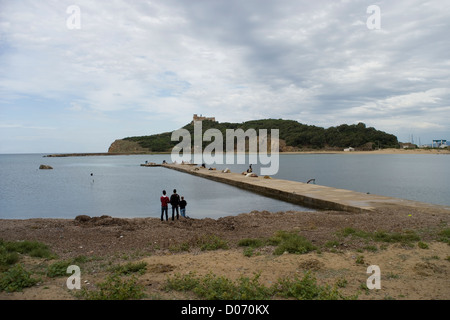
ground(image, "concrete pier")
xmin=161 ymin=164 xmax=450 ymax=214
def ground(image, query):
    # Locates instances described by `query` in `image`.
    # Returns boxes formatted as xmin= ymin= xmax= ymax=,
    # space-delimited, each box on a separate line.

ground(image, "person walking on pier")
xmin=170 ymin=189 xmax=181 ymax=220
xmin=160 ymin=190 xmax=170 ymax=221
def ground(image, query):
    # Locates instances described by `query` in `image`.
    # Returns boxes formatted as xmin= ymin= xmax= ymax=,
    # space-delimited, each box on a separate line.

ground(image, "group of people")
xmin=160 ymin=189 xmax=187 ymax=221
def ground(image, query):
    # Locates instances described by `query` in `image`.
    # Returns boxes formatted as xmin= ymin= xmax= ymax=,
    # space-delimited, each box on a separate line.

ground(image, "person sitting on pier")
xmin=247 ymin=164 xmax=253 ymax=173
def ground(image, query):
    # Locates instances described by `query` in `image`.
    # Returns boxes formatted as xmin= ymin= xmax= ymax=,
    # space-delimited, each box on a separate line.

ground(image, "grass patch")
xmin=0 ymin=249 xmax=19 ymax=272
xmin=438 ymin=228 xmax=450 ymax=244
xmin=0 ymin=239 xmax=55 ymax=259
xmin=0 ymin=239 xmax=56 ymax=291
xmin=169 ymin=242 xmax=190 ymax=253
xmin=238 ymin=238 xmax=265 ymax=248
xmin=77 ymin=274 xmax=145 ymax=300
xmin=109 ymin=261 xmax=147 ymax=275
xmin=0 ymin=264 xmax=40 ymax=292
xmin=337 ymin=228 xmax=421 ymax=246
xmin=324 ymin=240 xmax=340 ymax=248
xmin=270 ymin=231 xmax=316 ymax=255
xmin=418 ymin=241 xmax=429 ymax=249
xmin=0 ymin=240 xmax=55 ymax=271
xmin=363 ymin=245 xmax=378 ymax=252
xmin=355 ymin=255 xmax=365 ymax=265
xmin=46 ymin=260 xmax=73 ymax=278
xmin=196 ymin=235 xmax=229 ymax=251
xmin=238 ymin=232 xmax=316 ymax=256
xmin=373 ymin=230 xmax=420 ymax=244
xmin=243 ymin=247 xmax=257 ymax=257
xmin=339 ymin=227 xmax=371 ymax=239
xmin=275 ymin=272 xmax=353 ymax=300
xmin=238 ymin=238 xmax=266 ymax=257
xmin=164 ymin=271 xmax=355 ymax=300
xmin=386 ymin=272 xmax=400 ymax=280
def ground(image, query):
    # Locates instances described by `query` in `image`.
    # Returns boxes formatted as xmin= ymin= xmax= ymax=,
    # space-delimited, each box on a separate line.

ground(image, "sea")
xmin=0 ymin=153 xmax=449 ymax=220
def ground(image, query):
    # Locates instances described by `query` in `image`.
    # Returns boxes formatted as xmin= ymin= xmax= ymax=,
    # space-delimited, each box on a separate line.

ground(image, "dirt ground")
xmin=0 ymin=207 xmax=449 ymax=300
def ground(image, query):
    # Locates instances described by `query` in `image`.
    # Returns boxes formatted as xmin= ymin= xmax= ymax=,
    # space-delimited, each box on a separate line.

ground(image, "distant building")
xmin=399 ymin=142 xmax=417 ymax=149
xmin=344 ymin=147 xmax=355 ymax=152
xmin=192 ymin=114 xmax=216 ymax=123
xmin=432 ymin=139 xmax=447 ymax=148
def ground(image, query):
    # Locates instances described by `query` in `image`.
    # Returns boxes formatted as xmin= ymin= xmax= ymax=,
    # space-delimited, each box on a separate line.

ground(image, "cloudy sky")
xmin=0 ymin=0 xmax=449 ymax=153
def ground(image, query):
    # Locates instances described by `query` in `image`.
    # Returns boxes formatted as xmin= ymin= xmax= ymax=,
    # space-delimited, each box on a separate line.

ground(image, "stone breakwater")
xmin=159 ymin=163 xmax=450 ymax=214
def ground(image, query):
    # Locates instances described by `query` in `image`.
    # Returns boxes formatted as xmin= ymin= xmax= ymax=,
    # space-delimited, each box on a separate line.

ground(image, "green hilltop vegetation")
xmin=119 ymin=119 xmax=399 ymax=153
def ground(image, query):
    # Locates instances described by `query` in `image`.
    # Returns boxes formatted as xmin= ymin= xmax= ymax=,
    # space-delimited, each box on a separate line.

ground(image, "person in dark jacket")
xmin=170 ymin=189 xmax=181 ymax=220
xmin=179 ymin=196 xmax=187 ymax=218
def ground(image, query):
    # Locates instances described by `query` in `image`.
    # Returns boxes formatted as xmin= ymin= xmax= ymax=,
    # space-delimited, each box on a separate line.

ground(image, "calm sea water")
xmin=0 ymin=153 xmax=448 ymax=219
xmin=0 ymin=154 xmax=308 ymax=219
xmin=214 ymin=153 xmax=450 ymax=207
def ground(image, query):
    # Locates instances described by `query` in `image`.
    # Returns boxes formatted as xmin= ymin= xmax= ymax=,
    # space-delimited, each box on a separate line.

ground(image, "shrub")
xmin=373 ymin=230 xmax=420 ymax=244
xmin=355 ymin=255 xmax=365 ymax=265
xmin=338 ymin=227 xmax=370 ymax=239
xmin=165 ymin=272 xmax=200 ymax=292
xmin=165 ymin=272 xmax=272 ymax=300
xmin=169 ymin=242 xmax=190 ymax=253
xmin=0 ymin=264 xmax=39 ymax=292
xmin=0 ymin=248 xmax=19 ymax=271
xmin=275 ymin=272 xmax=347 ymax=300
xmin=438 ymin=228 xmax=450 ymax=244
xmin=0 ymin=239 xmax=55 ymax=259
xmin=337 ymin=228 xmax=421 ymax=245
xmin=243 ymin=247 xmax=255 ymax=257
xmin=110 ymin=262 xmax=147 ymax=275
xmin=363 ymin=245 xmax=378 ymax=252
xmin=78 ymin=274 xmax=145 ymax=300
xmin=165 ymin=271 xmax=355 ymax=300
xmin=270 ymin=231 xmax=316 ymax=255
xmin=47 ymin=260 xmax=73 ymax=278
xmin=418 ymin=241 xmax=429 ymax=249
xmin=238 ymin=238 xmax=264 ymax=248
xmin=196 ymin=235 xmax=229 ymax=251
xmin=324 ymin=240 xmax=340 ymax=248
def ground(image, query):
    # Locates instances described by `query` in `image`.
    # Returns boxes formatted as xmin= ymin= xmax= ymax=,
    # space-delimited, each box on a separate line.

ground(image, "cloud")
xmin=0 ymin=124 xmax=56 ymax=130
xmin=0 ymin=0 xmax=449 ymax=152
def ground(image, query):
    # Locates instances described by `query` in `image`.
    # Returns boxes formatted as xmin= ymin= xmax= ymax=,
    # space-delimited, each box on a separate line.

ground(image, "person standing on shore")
xmin=170 ymin=189 xmax=181 ymax=221
xmin=179 ymin=196 xmax=187 ymax=218
xmin=160 ymin=190 xmax=170 ymax=221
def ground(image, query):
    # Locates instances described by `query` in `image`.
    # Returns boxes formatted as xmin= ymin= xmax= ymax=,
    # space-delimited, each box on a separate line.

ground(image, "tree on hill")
xmin=122 ymin=119 xmax=398 ymax=152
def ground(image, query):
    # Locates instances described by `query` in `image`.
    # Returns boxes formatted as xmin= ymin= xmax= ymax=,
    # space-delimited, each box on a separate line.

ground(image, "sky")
xmin=0 ymin=0 xmax=449 ymax=153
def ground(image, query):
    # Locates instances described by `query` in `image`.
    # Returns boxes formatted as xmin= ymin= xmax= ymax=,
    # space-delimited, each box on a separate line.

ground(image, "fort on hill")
xmin=192 ymin=114 xmax=216 ymax=123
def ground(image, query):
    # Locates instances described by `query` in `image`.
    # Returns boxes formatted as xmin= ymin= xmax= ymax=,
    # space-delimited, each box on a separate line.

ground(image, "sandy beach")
xmin=280 ymin=148 xmax=450 ymax=155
